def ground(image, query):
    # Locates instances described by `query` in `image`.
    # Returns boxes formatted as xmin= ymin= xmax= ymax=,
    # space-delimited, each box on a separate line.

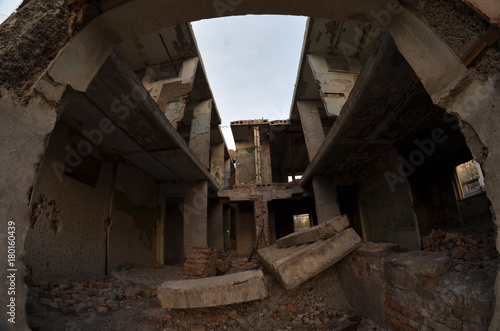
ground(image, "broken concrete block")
xmin=317 ymin=215 xmax=350 ymax=239
xmin=276 ymin=215 xmax=350 ymax=248
xmin=258 ymin=228 xmax=362 ymax=290
xmin=157 ymin=270 xmax=269 ymax=309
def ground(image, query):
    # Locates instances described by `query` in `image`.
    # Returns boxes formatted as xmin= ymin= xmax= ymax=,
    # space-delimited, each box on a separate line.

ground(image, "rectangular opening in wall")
xmin=288 ymin=174 xmax=302 ymax=182
xmin=293 ymin=214 xmax=311 ymax=232
xmin=455 ymin=160 xmax=485 ymax=199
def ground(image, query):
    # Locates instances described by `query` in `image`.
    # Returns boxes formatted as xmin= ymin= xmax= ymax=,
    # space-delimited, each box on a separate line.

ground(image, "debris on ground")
xmin=421 ymin=228 xmax=498 ymax=262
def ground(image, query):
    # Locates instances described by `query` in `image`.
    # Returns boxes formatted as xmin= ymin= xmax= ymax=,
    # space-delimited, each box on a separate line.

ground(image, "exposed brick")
xmin=386 ymin=293 xmax=392 ymax=302
xmin=389 ymin=317 xmax=405 ymax=329
xmin=423 ymin=317 xmax=451 ymax=331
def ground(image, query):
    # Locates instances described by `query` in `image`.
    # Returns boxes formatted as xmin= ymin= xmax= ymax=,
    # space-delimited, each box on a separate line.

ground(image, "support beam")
xmin=189 ymin=100 xmax=213 ymax=169
xmin=312 ymin=176 xmax=341 ymax=224
xmin=297 ymin=101 xmax=326 ymax=161
xmin=183 ymin=181 xmax=208 ymax=255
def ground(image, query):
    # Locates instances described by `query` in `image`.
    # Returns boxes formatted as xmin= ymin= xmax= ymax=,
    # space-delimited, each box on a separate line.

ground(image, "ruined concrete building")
xmin=1 ymin=0 xmax=500 ymax=330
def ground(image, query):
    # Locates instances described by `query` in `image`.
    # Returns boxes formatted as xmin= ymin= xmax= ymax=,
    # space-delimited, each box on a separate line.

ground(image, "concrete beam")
xmin=189 ymin=100 xmax=213 ymax=169
xmin=297 ymin=101 xmax=326 ymax=161
xmin=258 ymin=228 xmax=362 ymax=290
xmin=157 ymin=270 xmax=269 ymax=308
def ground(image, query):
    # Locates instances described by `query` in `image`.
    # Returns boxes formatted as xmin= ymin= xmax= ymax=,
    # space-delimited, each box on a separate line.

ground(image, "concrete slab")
xmin=276 ymin=215 xmax=350 ymax=248
xmin=157 ymin=270 xmax=269 ymax=308
xmin=258 ymin=228 xmax=362 ymax=290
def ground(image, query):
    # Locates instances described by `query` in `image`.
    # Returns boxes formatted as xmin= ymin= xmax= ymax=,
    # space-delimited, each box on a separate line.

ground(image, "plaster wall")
xmin=24 ymin=123 xmax=111 ymax=282
xmin=108 ymin=162 xmax=158 ymax=271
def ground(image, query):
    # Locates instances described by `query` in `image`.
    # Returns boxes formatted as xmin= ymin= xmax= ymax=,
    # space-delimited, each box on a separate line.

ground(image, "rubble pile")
xmin=421 ymin=229 xmax=498 ymax=262
xmin=28 ymin=277 xmax=159 ymax=317
xmin=215 ymin=250 xmax=262 ymax=275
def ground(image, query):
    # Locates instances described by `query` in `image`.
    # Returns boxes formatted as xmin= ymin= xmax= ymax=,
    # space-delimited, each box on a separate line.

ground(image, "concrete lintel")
xmin=218 ymin=185 xmax=307 ymax=202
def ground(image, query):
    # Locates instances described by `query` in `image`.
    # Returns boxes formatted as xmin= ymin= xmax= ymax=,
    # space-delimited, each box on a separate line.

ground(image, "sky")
xmin=0 ymin=5 xmax=307 ymax=150
xmin=192 ymin=15 xmax=307 ymax=149
xmin=0 ymin=0 xmax=20 ymax=23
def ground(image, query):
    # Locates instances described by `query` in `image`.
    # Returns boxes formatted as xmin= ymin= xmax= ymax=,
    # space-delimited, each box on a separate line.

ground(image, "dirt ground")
xmin=27 ymin=255 xmax=387 ymax=331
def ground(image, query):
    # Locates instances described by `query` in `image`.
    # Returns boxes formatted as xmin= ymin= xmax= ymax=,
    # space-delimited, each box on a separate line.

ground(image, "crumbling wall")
xmin=0 ymin=0 xmax=99 ymax=102
xmin=339 ymin=246 xmax=495 ymax=330
xmin=385 ymin=251 xmax=494 ymax=331
xmin=400 ymin=0 xmax=499 ymax=80
xmin=24 ymin=123 xmax=112 ymax=283
xmin=108 ymin=163 xmax=158 ymax=272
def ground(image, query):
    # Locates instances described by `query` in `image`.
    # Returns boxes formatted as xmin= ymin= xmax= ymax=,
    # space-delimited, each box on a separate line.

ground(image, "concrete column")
xmin=253 ymin=126 xmax=262 ymax=184
xmin=183 ymin=181 xmax=208 ymax=255
xmin=224 ymin=158 xmax=232 ymax=189
xmin=313 ymin=176 xmax=341 ymax=224
xmin=235 ymin=203 xmax=255 ymax=256
xmin=210 ymin=142 xmax=225 ymax=188
xmin=208 ymin=201 xmax=224 ymax=251
xmin=189 ymin=99 xmax=212 ymax=168
xmin=297 ymin=101 xmax=326 ymax=161
xmin=253 ymin=197 xmax=270 ymax=249
xmin=223 ymin=205 xmax=232 ymax=249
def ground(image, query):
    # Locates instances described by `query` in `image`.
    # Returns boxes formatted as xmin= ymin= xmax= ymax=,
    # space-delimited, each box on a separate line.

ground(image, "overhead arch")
xmin=47 ymin=0 xmax=465 ymax=103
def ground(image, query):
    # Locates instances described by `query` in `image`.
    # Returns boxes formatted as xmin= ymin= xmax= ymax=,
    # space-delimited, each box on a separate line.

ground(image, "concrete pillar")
xmin=223 ymin=205 xmax=232 ymax=249
xmin=297 ymin=101 xmax=326 ymax=161
xmin=208 ymin=201 xmax=224 ymax=251
xmin=235 ymin=203 xmax=255 ymax=256
xmin=298 ymin=102 xmax=341 ymax=223
xmin=210 ymin=142 xmax=225 ymax=188
xmin=189 ymin=99 xmax=212 ymax=168
xmin=183 ymin=181 xmax=208 ymax=255
xmin=313 ymin=176 xmax=341 ymax=224
xmin=224 ymin=158 xmax=232 ymax=189
xmin=253 ymin=197 xmax=270 ymax=249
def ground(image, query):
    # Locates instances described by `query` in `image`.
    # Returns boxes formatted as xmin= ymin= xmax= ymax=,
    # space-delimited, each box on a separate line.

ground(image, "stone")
xmin=157 ymin=270 xmax=269 ymax=308
xmin=106 ymin=299 xmax=119 ymax=311
xmin=258 ymin=228 xmax=362 ymax=290
xmin=276 ymin=215 xmax=350 ymax=248
xmin=96 ymin=305 xmax=109 ymax=316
